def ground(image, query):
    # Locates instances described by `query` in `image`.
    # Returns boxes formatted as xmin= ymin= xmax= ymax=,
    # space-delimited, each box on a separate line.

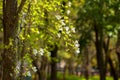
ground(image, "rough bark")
xmin=2 ymin=0 xmax=26 ymax=80
xmin=2 ymin=0 xmax=18 ymax=80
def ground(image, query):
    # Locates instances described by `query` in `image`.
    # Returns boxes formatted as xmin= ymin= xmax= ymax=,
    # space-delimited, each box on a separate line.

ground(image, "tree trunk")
xmin=39 ymin=56 xmax=48 ymax=80
xmin=50 ymin=45 xmax=58 ymax=80
xmin=68 ymin=59 xmax=74 ymax=75
xmin=2 ymin=0 xmax=18 ymax=80
xmin=0 ymin=37 xmax=3 ymax=80
xmin=116 ymin=53 xmax=120 ymax=77
xmin=0 ymin=60 xmax=2 ymax=80
xmin=63 ymin=65 xmax=67 ymax=80
xmin=108 ymin=57 xmax=118 ymax=80
xmin=84 ymin=45 xmax=90 ymax=80
xmin=2 ymin=0 xmax=26 ymax=79
xmin=32 ymin=60 xmax=40 ymax=80
xmin=94 ymin=23 xmax=106 ymax=80
xmin=103 ymin=37 xmax=119 ymax=80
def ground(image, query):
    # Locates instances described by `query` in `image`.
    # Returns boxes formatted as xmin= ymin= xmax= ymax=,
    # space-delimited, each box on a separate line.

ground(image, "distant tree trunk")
xmin=31 ymin=49 xmax=48 ymax=80
xmin=0 ymin=37 xmax=3 ymax=80
xmin=108 ymin=57 xmax=118 ymax=80
xmin=116 ymin=30 xmax=120 ymax=77
xmin=103 ymin=37 xmax=119 ymax=80
xmin=39 ymin=55 xmax=48 ymax=80
xmin=116 ymin=53 xmax=120 ymax=77
xmin=63 ymin=64 xmax=67 ymax=80
xmin=84 ymin=45 xmax=91 ymax=80
xmin=0 ymin=60 xmax=2 ymax=80
xmin=94 ymin=22 xmax=106 ymax=80
xmin=50 ymin=45 xmax=58 ymax=80
xmin=2 ymin=0 xmax=26 ymax=80
xmin=32 ymin=59 xmax=40 ymax=80
xmin=68 ymin=58 xmax=74 ymax=75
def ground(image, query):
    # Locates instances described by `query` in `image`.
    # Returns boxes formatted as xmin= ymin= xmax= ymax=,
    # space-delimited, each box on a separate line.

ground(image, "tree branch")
xmin=17 ymin=0 xmax=27 ymax=14
xmin=14 ymin=0 xmax=26 ymax=24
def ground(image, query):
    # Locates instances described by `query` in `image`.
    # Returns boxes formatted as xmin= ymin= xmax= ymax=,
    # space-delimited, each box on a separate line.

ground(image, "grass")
xmin=56 ymin=72 xmax=120 ymax=80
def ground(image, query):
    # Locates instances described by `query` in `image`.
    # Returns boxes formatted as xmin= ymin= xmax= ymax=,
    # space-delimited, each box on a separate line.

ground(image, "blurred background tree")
xmin=0 ymin=0 xmax=120 ymax=80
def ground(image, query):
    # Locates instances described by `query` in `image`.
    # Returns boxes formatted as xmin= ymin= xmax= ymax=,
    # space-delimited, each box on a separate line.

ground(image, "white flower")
xmin=75 ymin=40 xmax=79 ymax=44
xmin=108 ymin=32 xmax=112 ymax=37
xmin=59 ymin=26 xmax=63 ymax=31
xmin=48 ymin=52 xmax=51 ymax=56
xmin=68 ymin=2 xmax=72 ymax=7
xmin=67 ymin=10 xmax=71 ymax=15
xmin=76 ymin=48 xmax=80 ymax=54
xmin=75 ymin=44 xmax=80 ymax=47
xmin=57 ymin=33 xmax=61 ymax=38
xmin=66 ymin=31 xmax=70 ymax=34
xmin=75 ymin=40 xmax=80 ymax=47
xmin=26 ymin=71 xmax=31 ymax=76
xmin=71 ymin=27 xmax=76 ymax=33
xmin=15 ymin=63 xmax=20 ymax=74
xmin=32 ymin=67 xmax=37 ymax=72
xmin=16 ymin=65 xmax=20 ymax=70
xmin=33 ymin=49 xmax=37 ymax=56
xmin=39 ymin=48 xmax=44 ymax=55
xmin=65 ymin=26 xmax=69 ymax=32
xmin=55 ymin=15 xmax=61 ymax=20
xmin=16 ymin=61 xmax=21 ymax=70
xmin=61 ymin=20 xmax=66 ymax=26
